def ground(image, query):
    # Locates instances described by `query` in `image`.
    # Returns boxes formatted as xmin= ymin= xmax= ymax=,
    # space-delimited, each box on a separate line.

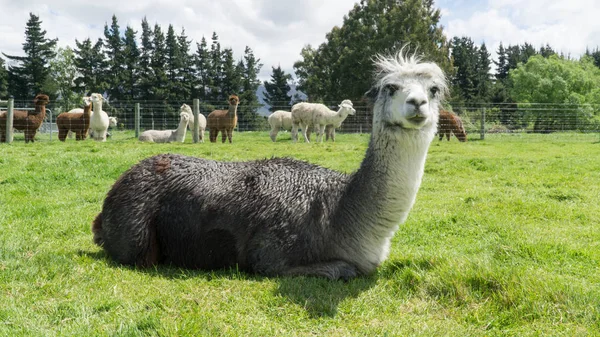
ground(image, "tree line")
xmin=1 ymin=1 xmax=600 ymax=132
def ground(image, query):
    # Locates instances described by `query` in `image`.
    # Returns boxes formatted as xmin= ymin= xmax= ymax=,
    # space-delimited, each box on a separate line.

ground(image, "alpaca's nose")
xmin=406 ymin=97 xmax=427 ymax=108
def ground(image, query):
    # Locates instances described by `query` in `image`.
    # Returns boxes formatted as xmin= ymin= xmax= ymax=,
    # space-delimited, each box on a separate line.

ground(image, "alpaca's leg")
xmin=209 ymin=128 xmax=216 ymax=143
xmin=306 ymin=125 xmax=312 ymax=142
xmin=227 ymin=128 xmax=233 ymax=143
xmin=291 ymin=123 xmax=299 ymax=142
xmin=221 ymin=129 xmax=227 ymax=143
xmin=270 ymin=126 xmax=279 ymax=142
xmin=58 ymin=129 xmax=68 ymax=142
xmin=200 ymin=129 xmax=205 ymax=143
xmin=446 ymin=131 xmax=450 ymax=141
xmin=316 ymin=125 xmax=325 ymax=143
xmin=280 ymin=260 xmax=359 ymax=281
xmin=301 ymin=124 xmax=310 ymax=143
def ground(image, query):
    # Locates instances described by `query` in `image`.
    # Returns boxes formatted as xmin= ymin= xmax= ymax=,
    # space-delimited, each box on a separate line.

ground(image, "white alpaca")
xmin=89 ymin=93 xmax=109 ymax=142
xmin=291 ymin=99 xmax=356 ymax=143
xmin=92 ymin=51 xmax=448 ymax=280
xmin=139 ymin=113 xmax=190 ymax=143
xmin=268 ymin=110 xmax=293 ymax=142
xmin=108 ymin=116 xmax=118 ymax=128
xmin=88 ymin=116 xmax=118 ymax=139
xmin=179 ymin=104 xmax=206 ymax=143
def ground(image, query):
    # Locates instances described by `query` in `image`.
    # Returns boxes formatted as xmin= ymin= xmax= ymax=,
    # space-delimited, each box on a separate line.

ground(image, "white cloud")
xmin=443 ymin=0 xmax=600 ymax=60
xmin=1 ymin=0 xmax=599 ymax=84
xmin=0 ymin=0 xmax=357 ymax=81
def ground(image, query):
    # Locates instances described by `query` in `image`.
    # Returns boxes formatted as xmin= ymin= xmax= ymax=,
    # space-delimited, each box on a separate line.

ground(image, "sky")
xmin=1 ymin=0 xmax=599 ymax=82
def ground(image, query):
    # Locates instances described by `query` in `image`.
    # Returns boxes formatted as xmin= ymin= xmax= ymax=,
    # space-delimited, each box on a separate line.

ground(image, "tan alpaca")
xmin=207 ymin=95 xmax=239 ymax=143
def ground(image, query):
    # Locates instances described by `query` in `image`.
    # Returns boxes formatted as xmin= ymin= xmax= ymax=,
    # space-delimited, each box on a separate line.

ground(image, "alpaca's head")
xmin=33 ymin=94 xmax=50 ymax=106
xmin=368 ymin=51 xmax=447 ymax=133
xmin=338 ymin=99 xmax=356 ymax=117
xmin=109 ymin=116 xmax=118 ymax=127
xmin=228 ymin=95 xmax=240 ymax=106
xmin=180 ymin=113 xmax=190 ymax=124
xmin=90 ymin=94 xmax=106 ymax=111
xmin=82 ymin=96 xmax=92 ymax=107
xmin=180 ymin=104 xmax=192 ymax=115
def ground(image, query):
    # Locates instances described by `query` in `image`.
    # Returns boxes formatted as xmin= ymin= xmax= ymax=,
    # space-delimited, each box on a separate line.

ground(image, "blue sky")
xmin=0 ymin=0 xmax=598 ymax=81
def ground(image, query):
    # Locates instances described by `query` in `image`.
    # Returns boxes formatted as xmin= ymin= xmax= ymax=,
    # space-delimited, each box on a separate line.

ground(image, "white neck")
xmin=334 ymin=121 xmax=436 ymax=272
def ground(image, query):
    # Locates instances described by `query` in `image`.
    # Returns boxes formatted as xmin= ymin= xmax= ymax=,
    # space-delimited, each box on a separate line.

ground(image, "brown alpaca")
xmin=207 ymin=95 xmax=240 ymax=143
xmin=57 ymin=97 xmax=92 ymax=141
xmin=438 ymin=110 xmax=467 ymax=142
xmin=0 ymin=94 xmax=50 ymax=143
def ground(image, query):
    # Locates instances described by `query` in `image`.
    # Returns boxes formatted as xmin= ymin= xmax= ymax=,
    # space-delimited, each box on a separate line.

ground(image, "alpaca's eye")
xmin=386 ymin=84 xmax=400 ymax=95
xmin=430 ymin=86 xmax=440 ymax=96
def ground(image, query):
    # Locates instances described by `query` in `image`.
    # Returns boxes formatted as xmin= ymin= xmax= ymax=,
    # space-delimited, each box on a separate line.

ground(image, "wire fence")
xmin=2 ymin=99 xmax=600 ymax=142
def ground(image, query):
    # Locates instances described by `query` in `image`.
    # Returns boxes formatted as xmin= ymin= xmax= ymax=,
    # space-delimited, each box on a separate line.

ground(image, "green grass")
xmin=1 ymin=131 xmax=599 ymax=336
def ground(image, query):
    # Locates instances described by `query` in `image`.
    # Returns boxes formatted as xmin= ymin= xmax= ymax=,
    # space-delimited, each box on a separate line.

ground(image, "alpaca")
xmin=89 ymin=93 xmax=109 ymax=142
xmin=179 ymin=103 xmax=206 ymax=142
xmin=89 ymin=116 xmax=117 ymax=139
xmin=438 ymin=110 xmax=467 ymax=142
xmin=291 ymin=100 xmax=355 ymax=143
xmin=69 ymin=104 xmax=114 ymax=139
xmin=92 ymin=51 xmax=447 ymax=280
xmin=268 ymin=110 xmax=316 ymax=142
xmin=138 ymin=113 xmax=190 ymax=143
xmin=268 ymin=110 xmax=293 ymax=142
xmin=0 ymin=94 xmax=50 ymax=143
xmin=206 ymin=95 xmax=239 ymax=143
xmin=57 ymin=97 xmax=92 ymax=141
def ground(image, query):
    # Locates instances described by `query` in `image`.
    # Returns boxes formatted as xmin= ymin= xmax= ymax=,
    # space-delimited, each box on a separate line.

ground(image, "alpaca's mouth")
xmin=407 ymin=116 xmax=427 ymax=124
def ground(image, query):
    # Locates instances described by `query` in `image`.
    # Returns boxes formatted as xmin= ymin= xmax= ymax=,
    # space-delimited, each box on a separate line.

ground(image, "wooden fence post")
xmin=193 ymin=99 xmax=200 ymax=143
xmin=135 ymin=103 xmax=140 ymax=138
xmin=480 ymin=107 xmax=486 ymax=140
xmin=5 ymin=97 xmax=14 ymax=144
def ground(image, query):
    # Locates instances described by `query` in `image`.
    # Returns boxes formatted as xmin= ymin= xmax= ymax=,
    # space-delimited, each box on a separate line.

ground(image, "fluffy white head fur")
xmin=371 ymin=52 xmax=447 ymax=135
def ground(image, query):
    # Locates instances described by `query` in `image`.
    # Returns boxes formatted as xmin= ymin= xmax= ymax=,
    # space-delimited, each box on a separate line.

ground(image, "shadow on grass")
xmin=274 ymin=274 xmax=377 ymax=318
xmin=79 ymin=248 xmax=378 ymax=317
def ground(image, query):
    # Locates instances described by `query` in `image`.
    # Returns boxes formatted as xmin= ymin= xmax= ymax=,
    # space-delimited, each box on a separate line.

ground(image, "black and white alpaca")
xmin=92 ymin=52 xmax=447 ymax=280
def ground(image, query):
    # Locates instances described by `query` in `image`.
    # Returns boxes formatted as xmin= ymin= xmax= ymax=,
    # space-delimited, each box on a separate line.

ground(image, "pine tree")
xmin=194 ymin=37 xmax=210 ymax=100
xmin=0 ymin=56 xmax=9 ymax=98
xmin=263 ymin=66 xmax=292 ymax=112
xmin=450 ymin=36 xmax=478 ymax=103
xmin=539 ymin=44 xmax=556 ymax=58
xmin=151 ymin=24 xmax=168 ymax=100
xmin=220 ymin=48 xmax=241 ymax=98
xmin=475 ymin=43 xmax=492 ymax=102
xmin=73 ymin=38 xmax=105 ymax=94
xmin=178 ymin=28 xmax=195 ymax=100
xmin=165 ymin=24 xmax=181 ymax=100
xmin=103 ymin=15 xmax=125 ymax=100
xmin=138 ymin=17 xmax=154 ymax=100
xmin=238 ymin=46 xmax=263 ymax=131
xmin=520 ymin=43 xmax=537 ymax=63
xmin=208 ymin=32 xmax=222 ymax=102
xmin=3 ymin=13 xmax=57 ymax=98
xmin=494 ymin=42 xmax=509 ymax=81
xmin=122 ymin=26 xmax=139 ymax=100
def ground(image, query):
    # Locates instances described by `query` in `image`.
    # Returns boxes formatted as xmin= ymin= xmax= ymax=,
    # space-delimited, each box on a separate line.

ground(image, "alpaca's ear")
xmin=365 ymin=87 xmax=379 ymax=101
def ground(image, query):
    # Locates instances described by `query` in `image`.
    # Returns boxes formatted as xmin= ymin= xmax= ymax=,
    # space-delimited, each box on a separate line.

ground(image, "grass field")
xmin=1 ymin=131 xmax=599 ymax=336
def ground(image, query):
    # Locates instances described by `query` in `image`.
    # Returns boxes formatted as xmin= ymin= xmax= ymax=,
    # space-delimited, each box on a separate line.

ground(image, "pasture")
xmin=0 ymin=131 xmax=599 ymax=336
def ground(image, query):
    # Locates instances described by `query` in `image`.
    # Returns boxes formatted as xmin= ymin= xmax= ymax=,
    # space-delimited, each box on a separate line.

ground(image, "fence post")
xmin=5 ymin=97 xmax=14 ymax=144
xmin=480 ymin=107 xmax=486 ymax=140
xmin=48 ymin=109 xmax=53 ymax=141
xmin=193 ymin=99 xmax=200 ymax=143
xmin=135 ymin=103 xmax=140 ymax=138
